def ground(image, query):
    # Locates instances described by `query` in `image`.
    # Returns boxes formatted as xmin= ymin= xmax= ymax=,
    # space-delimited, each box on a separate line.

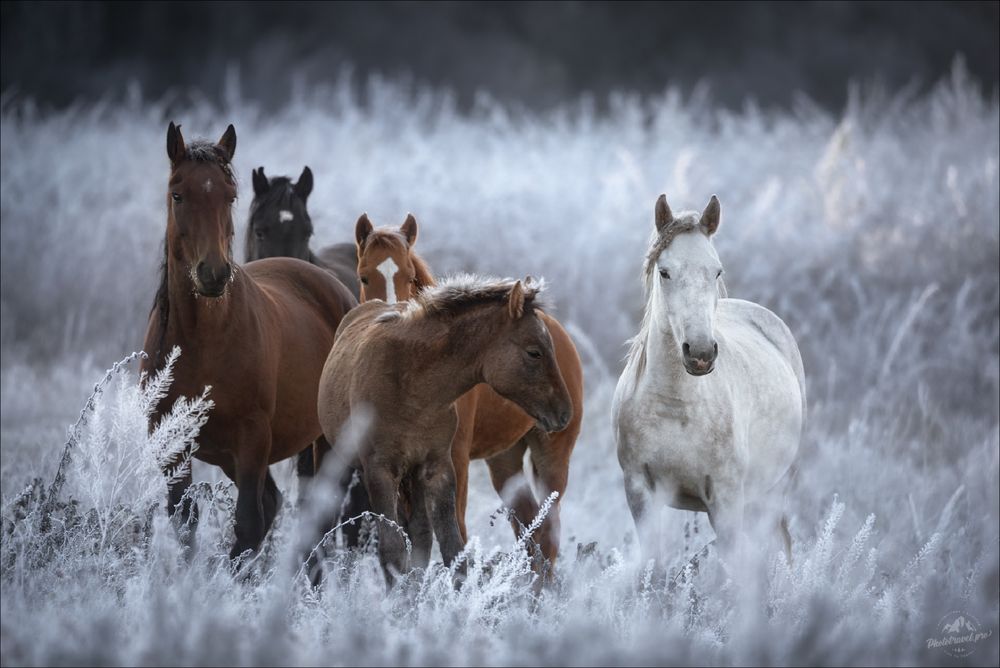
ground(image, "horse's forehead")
xmin=175 ymin=160 xmax=229 ymax=183
xmin=660 ymin=230 xmax=717 ymax=266
xmin=516 ymin=311 xmax=550 ymax=341
xmin=362 ymin=241 xmax=409 ymax=269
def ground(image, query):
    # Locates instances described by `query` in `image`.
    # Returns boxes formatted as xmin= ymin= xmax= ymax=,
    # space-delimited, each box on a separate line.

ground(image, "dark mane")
xmin=149 ymin=231 xmax=170 ymax=370
xmin=149 ymin=140 xmax=236 ymax=370
xmin=405 ymin=274 xmax=546 ymax=319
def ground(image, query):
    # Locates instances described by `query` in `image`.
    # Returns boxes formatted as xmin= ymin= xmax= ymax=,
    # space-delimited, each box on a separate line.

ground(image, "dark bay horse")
xmin=141 ymin=123 xmax=356 ymax=561
xmin=317 ymin=276 xmax=572 ymax=583
xmin=245 ymin=165 xmax=360 ymax=298
xmin=354 ymin=215 xmax=585 ymax=572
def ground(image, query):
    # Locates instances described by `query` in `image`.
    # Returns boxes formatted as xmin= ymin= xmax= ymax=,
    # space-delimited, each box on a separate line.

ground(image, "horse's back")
xmin=718 ymin=298 xmax=805 ymax=411
xmin=314 ymin=242 xmax=361 ymax=300
xmin=245 ymin=256 xmax=356 ymax=324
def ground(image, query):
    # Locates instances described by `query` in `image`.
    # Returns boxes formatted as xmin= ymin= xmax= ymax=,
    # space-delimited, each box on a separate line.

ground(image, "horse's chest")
xmin=154 ymin=355 xmax=268 ymax=430
xmin=623 ymin=394 xmax=735 ymax=478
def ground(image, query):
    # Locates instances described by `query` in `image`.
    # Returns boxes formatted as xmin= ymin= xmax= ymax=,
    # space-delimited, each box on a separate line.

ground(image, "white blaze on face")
xmin=202 ymin=179 xmax=213 ymax=193
xmin=279 ymin=210 xmax=294 ymax=223
xmin=377 ymin=257 xmax=399 ymax=304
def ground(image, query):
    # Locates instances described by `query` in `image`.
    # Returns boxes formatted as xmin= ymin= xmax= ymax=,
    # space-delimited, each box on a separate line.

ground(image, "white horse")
xmin=612 ymin=194 xmax=806 ymax=565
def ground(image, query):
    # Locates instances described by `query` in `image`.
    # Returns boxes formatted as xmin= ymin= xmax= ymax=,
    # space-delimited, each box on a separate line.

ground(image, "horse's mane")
xmin=625 ymin=212 xmax=726 ymax=378
xmin=400 ymin=273 xmax=547 ymax=320
xmin=150 ymin=140 xmax=235 ymax=370
xmin=363 ymin=229 xmax=437 ymax=291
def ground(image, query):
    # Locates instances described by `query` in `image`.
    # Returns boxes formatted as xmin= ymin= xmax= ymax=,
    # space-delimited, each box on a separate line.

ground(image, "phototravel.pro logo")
xmin=926 ymin=610 xmax=994 ymax=658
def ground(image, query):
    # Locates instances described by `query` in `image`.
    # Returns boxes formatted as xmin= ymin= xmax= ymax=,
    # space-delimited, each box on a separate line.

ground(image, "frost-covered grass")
xmin=1 ymin=64 xmax=998 ymax=665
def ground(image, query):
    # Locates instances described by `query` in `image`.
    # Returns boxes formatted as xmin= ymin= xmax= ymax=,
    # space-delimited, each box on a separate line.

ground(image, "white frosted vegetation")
xmin=1 ymin=64 xmax=998 ymax=665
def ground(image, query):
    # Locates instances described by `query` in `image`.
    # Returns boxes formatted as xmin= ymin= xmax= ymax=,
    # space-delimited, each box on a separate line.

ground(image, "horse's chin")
xmin=196 ymin=284 xmax=228 ymax=299
xmin=535 ymin=418 xmax=554 ymax=432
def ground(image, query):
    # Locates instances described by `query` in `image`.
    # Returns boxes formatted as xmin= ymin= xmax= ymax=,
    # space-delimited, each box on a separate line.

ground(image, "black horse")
xmin=245 ymin=165 xmax=360 ymax=298
xmin=245 ymin=165 xmax=369 ymax=546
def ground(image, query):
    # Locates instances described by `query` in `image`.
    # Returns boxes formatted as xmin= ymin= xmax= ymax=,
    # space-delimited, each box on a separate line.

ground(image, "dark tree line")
xmin=2 ymin=1 xmax=997 ymax=111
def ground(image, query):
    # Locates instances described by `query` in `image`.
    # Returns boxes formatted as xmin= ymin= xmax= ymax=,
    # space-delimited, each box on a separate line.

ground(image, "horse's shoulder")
xmin=719 ymin=299 xmax=794 ymax=345
xmin=718 ymin=298 xmax=805 ymax=398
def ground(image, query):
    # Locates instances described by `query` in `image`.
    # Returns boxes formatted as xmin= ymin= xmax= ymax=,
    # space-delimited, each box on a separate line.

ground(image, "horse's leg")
xmin=705 ymin=482 xmax=746 ymax=569
xmin=297 ymin=434 xmax=332 ymax=478
xmin=230 ymin=434 xmax=271 ymax=562
xmin=526 ymin=426 xmax=574 ymax=570
xmin=450 ymin=414 xmax=474 ymax=543
xmin=261 ymin=470 xmax=283 ymax=535
xmin=485 ymin=439 xmax=539 ymax=545
xmin=337 ymin=464 xmax=372 ymax=548
xmin=364 ymin=463 xmax=406 ymax=584
xmin=623 ymin=469 xmax=668 ymax=567
xmin=296 ymin=449 xmax=316 ymax=477
xmin=403 ymin=470 xmax=433 ymax=569
xmin=424 ymin=453 xmax=466 ymax=575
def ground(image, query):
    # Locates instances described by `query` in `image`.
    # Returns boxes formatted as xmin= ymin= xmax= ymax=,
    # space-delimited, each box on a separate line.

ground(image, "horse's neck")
xmin=642 ymin=304 xmax=702 ymax=401
xmin=407 ymin=312 xmax=490 ymax=406
xmin=412 ymin=252 xmax=437 ymax=289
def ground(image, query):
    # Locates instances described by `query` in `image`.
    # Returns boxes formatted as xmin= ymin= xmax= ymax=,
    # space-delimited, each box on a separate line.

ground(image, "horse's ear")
xmin=655 ymin=194 xmax=674 ymax=233
xmin=167 ymin=122 xmax=186 ymax=165
xmin=700 ymin=195 xmax=721 ymax=236
xmin=507 ymin=280 xmax=526 ymax=320
xmin=252 ymin=167 xmax=269 ymax=197
xmin=400 ymin=213 xmax=418 ymax=247
xmin=217 ymin=124 xmax=237 ymax=162
xmin=294 ymin=166 xmax=313 ymax=201
xmin=355 ymin=213 xmax=374 ymax=249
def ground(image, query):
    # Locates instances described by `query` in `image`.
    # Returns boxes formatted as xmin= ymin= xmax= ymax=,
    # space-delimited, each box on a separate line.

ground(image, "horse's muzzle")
xmin=682 ymin=341 xmax=718 ymax=376
xmin=196 ymin=261 xmax=232 ymax=298
xmin=536 ymin=407 xmax=572 ymax=433
xmin=683 ymin=360 xmax=715 ymax=376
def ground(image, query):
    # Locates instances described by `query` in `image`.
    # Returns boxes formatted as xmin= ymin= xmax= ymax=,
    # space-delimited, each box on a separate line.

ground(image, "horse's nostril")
xmin=713 ymin=342 xmax=719 ymax=357
xmin=682 ymin=342 xmax=691 ymax=357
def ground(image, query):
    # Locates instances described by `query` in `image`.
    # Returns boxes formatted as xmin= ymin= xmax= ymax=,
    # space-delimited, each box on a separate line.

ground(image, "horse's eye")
xmin=360 ymin=276 xmax=369 ymax=285
xmin=228 ymin=196 xmax=237 ymax=205
xmin=171 ymin=192 xmax=183 ymax=203
xmin=526 ymin=348 xmax=542 ymax=360
xmin=255 ymin=228 xmax=266 ymax=239
xmin=659 ymin=268 xmax=670 ymax=280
